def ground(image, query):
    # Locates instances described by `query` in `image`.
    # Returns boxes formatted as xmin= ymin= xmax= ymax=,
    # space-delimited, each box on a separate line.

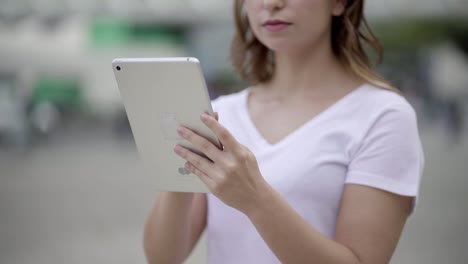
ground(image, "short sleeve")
xmin=346 ymin=104 xmax=425 ymax=200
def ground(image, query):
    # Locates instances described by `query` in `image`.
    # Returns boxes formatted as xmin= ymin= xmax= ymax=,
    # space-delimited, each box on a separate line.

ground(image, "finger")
xmin=203 ymin=111 xmax=218 ymax=121
xmin=176 ymin=126 xmax=222 ymax=163
xmin=184 ymin=162 xmax=215 ymax=190
xmin=213 ymin=112 xmax=223 ymax=149
xmin=174 ymin=144 xmax=217 ymax=174
xmin=214 ymin=112 xmax=225 ymax=149
xmin=200 ymin=113 xmax=238 ymax=150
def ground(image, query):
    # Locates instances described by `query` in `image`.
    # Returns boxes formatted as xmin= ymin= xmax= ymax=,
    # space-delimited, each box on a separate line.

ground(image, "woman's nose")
xmin=263 ymin=0 xmax=286 ymax=12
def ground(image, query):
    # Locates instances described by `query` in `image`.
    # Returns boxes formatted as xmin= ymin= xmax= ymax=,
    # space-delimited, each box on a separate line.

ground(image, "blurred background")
xmin=0 ymin=0 xmax=467 ymax=263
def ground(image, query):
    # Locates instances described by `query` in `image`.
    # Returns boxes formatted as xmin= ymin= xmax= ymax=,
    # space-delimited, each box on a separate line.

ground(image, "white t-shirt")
xmin=207 ymin=84 xmax=424 ymax=264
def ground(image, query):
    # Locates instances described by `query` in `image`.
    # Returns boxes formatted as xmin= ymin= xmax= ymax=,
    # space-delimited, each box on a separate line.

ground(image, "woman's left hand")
xmin=173 ymin=113 xmax=269 ymax=215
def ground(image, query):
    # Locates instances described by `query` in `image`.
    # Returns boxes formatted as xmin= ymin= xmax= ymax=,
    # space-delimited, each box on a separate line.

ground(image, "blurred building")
xmin=366 ymin=0 xmax=468 ymax=18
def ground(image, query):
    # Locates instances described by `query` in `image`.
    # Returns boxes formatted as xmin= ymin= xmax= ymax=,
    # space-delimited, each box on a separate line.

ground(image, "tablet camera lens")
xmin=116 ymin=66 xmax=121 ymax=71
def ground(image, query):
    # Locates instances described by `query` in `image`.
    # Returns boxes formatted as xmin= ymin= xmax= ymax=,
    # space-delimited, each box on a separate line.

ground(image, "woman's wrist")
xmin=243 ymin=181 xmax=276 ymax=219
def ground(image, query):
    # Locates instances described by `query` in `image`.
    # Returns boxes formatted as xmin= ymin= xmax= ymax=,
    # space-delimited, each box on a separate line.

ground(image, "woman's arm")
xmin=143 ymin=192 xmax=207 ymax=264
xmin=245 ymin=183 xmax=412 ymax=264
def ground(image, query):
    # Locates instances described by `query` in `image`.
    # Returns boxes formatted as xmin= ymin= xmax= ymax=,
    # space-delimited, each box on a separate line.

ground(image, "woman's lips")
xmin=263 ymin=20 xmax=292 ymax=32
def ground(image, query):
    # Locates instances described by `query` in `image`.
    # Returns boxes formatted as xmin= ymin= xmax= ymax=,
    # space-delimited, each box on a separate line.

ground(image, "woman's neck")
xmin=263 ymin=37 xmax=359 ymax=99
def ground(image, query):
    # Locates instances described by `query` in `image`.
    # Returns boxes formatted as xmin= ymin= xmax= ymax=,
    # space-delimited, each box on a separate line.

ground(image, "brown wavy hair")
xmin=230 ymin=0 xmax=399 ymax=93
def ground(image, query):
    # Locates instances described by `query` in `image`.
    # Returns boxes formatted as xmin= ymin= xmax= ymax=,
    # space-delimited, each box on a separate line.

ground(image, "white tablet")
xmin=112 ymin=57 xmax=220 ymax=193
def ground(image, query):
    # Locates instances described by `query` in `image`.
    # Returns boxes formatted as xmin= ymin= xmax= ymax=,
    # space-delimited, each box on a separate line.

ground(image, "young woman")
xmin=143 ymin=0 xmax=424 ymax=263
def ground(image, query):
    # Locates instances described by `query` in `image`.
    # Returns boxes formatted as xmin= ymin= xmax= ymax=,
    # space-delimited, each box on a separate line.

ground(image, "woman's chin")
xmin=262 ymin=41 xmax=295 ymax=53
xmin=266 ymin=44 xmax=303 ymax=55
xmin=259 ymin=37 xmax=305 ymax=54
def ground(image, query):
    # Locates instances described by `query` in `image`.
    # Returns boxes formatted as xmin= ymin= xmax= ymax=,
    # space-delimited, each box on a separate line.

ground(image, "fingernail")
xmin=200 ymin=113 xmax=209 ymax=121
xmin=176 ymin=127 xmax=185 ymax=134
xmin=174 ymin=145 xmax=182 ymax=153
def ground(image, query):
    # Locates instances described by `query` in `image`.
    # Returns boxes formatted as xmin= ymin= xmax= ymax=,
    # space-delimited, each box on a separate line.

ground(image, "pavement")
xmin=0 ymin=121 xmax=467 ymax=264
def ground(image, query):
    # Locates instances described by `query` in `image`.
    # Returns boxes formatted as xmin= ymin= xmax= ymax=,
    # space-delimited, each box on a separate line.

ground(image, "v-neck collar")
xmin=239 ymin=84 xmax=368 ymax=150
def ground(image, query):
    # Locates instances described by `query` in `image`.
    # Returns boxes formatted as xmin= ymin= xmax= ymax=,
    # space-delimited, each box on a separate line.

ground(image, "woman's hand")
xmin=173 ymin=112 xmax=269 ymax=215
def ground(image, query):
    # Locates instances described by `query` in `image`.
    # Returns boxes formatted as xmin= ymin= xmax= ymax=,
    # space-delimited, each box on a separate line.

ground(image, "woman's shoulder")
xmin=356 ymin=84 xmax=416 ymax=115
xmin=348 ymin=84 xmax=423 ymax=150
